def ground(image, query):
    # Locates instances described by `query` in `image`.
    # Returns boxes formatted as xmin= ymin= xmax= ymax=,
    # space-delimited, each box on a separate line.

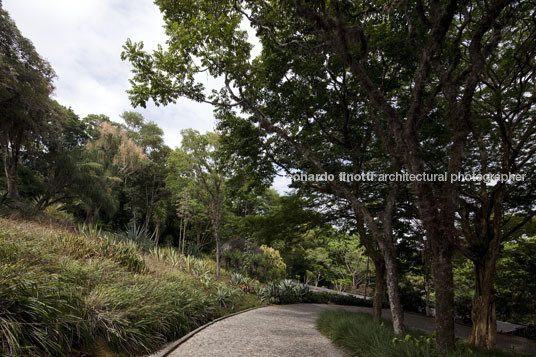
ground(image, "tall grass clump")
xmin=72 ymin=223 xmax=146 ymax=272
xmin=0 ymin=264 xmax=91 ymax=356
xmin=316 ymin=309 xmax=518 ymax=357
xmin=120 ymin=221 xmax=156 ymax=251
xmin=0 ymin=218 xmax=262 ymax=356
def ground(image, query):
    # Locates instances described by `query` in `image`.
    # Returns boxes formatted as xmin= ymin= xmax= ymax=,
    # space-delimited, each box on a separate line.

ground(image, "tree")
xmin=455 ymin=15 xmax=536 ymax=347
xmin=236 ymin=193 xmax=324 ymax=278
xmin=81 ymin=118 xmax=146 ymax=223
xmin=33 ymin=103 xmax=89 ymax=210
xmin=152 ymin=200 xmax=167 ymax=246
xmin=122 ymin=0 xmax=407 ymax=334
xmin=0 ymin=5 xmax=56 ymax=199
xmin=119 ymin=111 xmax=171 ymax=232
xmin=327 ymin=233 xmax=368 ymax=292
xmin=290 ymin=1 xmax=526 ymax=350
xmin=454 ymin=231 xmax=536 ymax=326
xmin=304 ymin=228 xmax=369 ymax=292
xmin=122 ymin=0 xmax=533 ymax=348
xmin=495 ymin=235 xmax=536 ymax=324
xmin=167 ymin=130 xmax=226 ymax=277
xmin=305 ymin=246 xmax=331 ymax=287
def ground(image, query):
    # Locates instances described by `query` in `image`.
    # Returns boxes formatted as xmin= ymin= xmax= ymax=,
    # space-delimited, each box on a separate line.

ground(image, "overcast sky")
xmin=3 ymin=0 xmax=217 ymax=149
xmin=2 ymin=0 xmax=291 ymax=192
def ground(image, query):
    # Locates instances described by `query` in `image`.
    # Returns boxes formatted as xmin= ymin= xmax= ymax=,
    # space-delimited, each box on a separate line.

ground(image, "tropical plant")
xmin=122 ymin=221 xmax=155 ymax=251
xmin=230 ymin=272 xmax=244 ymax=286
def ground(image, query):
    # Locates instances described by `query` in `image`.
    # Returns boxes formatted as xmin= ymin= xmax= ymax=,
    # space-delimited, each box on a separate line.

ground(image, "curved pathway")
xmin=165 ymin=304 xmax=344 ymax=357
xmin=156 ymin=304 xmax=536 ymax=356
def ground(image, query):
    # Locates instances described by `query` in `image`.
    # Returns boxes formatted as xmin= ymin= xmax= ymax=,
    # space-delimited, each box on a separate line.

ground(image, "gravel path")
xmin=166 ymin=304 xmax=344 ymax=357
xmin=157 ymin=304 xmax=536 ymax=357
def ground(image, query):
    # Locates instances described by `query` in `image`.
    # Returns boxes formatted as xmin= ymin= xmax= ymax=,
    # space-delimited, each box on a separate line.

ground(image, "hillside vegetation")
xmin=0 ymin=218 xmax=261 ymax=356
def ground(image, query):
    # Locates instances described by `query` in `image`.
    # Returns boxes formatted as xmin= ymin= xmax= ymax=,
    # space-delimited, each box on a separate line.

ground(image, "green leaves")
xmin=167 ymin=130 xmax=226 ymax=212
xmin=122 ymin=0 xmax=252 ymax=109
xmin=1 ymin=5 xmax=60 ymax=199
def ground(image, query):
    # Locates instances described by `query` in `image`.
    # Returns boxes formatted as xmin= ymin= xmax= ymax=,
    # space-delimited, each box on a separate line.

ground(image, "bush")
xmin=398 ymin=275 xmax=426 ymax=314
xmin=223 ymin=244 xmax=286 ymax=282
xmin=64 ymin=228 xmax=146 ymax=273
xmin=258 ymin=244 xmax=287 ymax=280
xmin=257 ymin=279 xmax=373 ymax=307
xmin=120 ymin=221 xmax=155 ymax=251
xmin=304 ymin=291 xmax=374 ymax=307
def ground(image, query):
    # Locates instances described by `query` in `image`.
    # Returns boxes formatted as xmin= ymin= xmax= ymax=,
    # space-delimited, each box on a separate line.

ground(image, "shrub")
xmin=0 ymin=264 xmax=90 ymax=356
xmin=398 ymin=275 xmax=426 ymax=314
xmin=44 ymin=203 xmax=76 ymax=224
xmin=223 ymin=243 xmax=286 ymax=282
xmin=258 ymin=244 xmax=287 ymax=280
xmin=230 ymin=272 xmax=245 ymax=285
xmin=62 ymin=229 xmax=146 ymax=273
xmin=121 ymin=221 xmax=155 ymax=251
xmin=257 ymin=279 xmax=372 ymax=307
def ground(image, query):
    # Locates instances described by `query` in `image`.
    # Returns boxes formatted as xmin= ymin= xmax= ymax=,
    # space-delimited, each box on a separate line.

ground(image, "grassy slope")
xmin=316 ymin=309 xmax=518 ymax=357
xmin=0 ymin=218 xmax=262 ymax=356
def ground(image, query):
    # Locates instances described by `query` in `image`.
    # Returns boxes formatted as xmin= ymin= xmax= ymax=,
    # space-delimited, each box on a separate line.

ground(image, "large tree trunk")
xmin=6 ymin=170 xmax=19 ymax=199
xmin=372 ymin=259 xmax=386 ymax=324
xmin=424 ymin=272 xmax=432 ymax=317
xmin=383 ymin=245 xmax=405 ymax=335
xmin=422 ymin=246 xmax=433 ymax=317
xmin=432 ymin=247 xmax=456 ymax=351
xmin=468 ymin=267 xmax=497 ymax=349
xmin=468 ymin=246 xmax=499 ymax=349
xmin=466 ymin=183 xmax=503 ymax=349
xmin=364 ymin=257 xmax=370 ymax=301
xmin=414 ymin=181 xmax=458 ymax=352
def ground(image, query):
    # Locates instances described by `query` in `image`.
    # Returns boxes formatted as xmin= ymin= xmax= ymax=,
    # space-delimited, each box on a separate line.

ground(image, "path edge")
xmin=149 ymin=305 xmax=268 ymax=357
